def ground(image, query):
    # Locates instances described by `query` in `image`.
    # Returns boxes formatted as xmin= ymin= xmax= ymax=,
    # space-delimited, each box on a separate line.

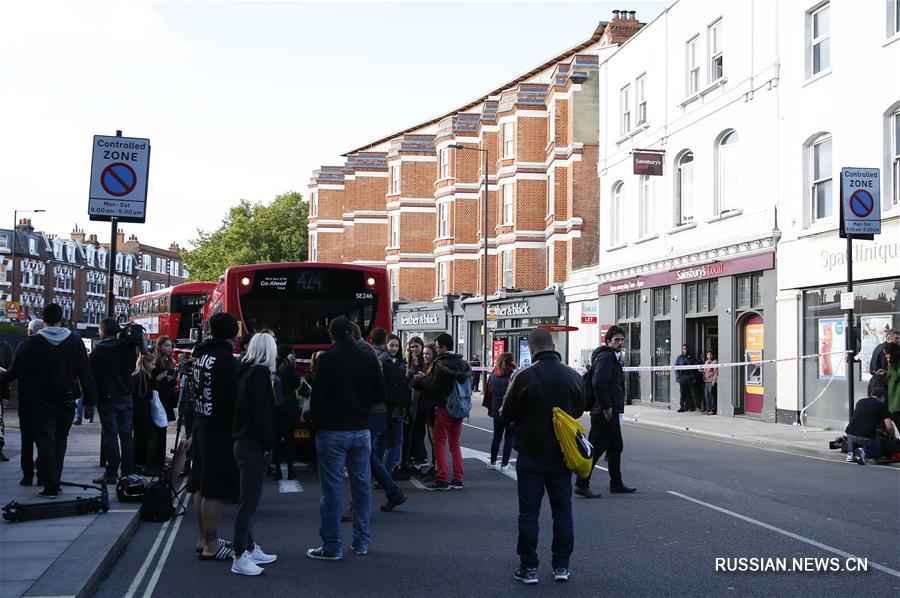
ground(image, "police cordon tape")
xmin=468 ymin=351 xmax=853 ymax=375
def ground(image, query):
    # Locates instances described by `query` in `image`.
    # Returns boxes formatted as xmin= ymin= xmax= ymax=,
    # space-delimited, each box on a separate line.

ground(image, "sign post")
xmin=88 ymin=130 xmax=151 ymax=318
xmin=839 ymin=167 xmax=881 ymax=421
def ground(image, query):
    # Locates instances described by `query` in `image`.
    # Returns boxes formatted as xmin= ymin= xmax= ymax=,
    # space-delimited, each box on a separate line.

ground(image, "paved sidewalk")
xmin=0 ymin=409 xmax=174 ymax=598
xmin=620 ymin=403 xmax=844 ymax=459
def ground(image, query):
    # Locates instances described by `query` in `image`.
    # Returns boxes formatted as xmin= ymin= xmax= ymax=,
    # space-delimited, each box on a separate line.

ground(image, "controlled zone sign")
xmin=840 ymin=167 xmax=880 ymax=235
xmin=88 ymin=135 xmax=150 ymax=223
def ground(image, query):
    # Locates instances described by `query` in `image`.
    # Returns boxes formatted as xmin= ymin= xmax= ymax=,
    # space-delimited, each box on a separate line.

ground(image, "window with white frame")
xmin=310 ymin=191 xmax=318 ymax=217
xmin=892 ymin=110 xmax=900 ymax=206
xmin=810 ymin=134 xmax=833 ymax=222
xmin=547 ymin=168 xmax=555 ymax=217
xmin=440 ymin=148 xmax=450 ymax=179
xmin=638 ymin=175 xmax=655 ymax=238
xmin=141 ymin=280 xmax=151 ymax=294
xmin=893 ymin=0 xmax=900 ymax=36
xmin=611 ymin=181 xmax=624 ymax=245
xmin=636 ymin=75 xmax=647 ymax=125
xmin=501 ymin=183 xmax=513 ymax=225
xmin=390 ymin=165 xmax=400 ymax=194
xmin=0 ymin=234 xmax=9 ymax=251
xmin=687 ymin=36 xmax=700 ymax=95
xmin=809 ymin=3 xmax=830 ymax=76
xmin=547 ymin=243 xmax=554 ymax=287
xmin=620 ymin=84 xmax=632 ymax=135
xmin=142 ymin=254 xmax=151 ymax=270
xmin=438 ymin=261 xmax=447 ymax=295
xmin=548 ymin=102 xmax=556 ymax=145
xmin=676 ymin=151 xmax=695 ymax=225
xmin=390 ymin=269 xmax=398 ymax=300
xmin=716 ymin=130 xmax=739 ymax=212
xmin=501 ymin=250 xmax=513 ymax=288
xmin=98 ymin=251 xmax=106 ymax=268
xmin=708 ymin=19 xmax=723 ymax=82
xmin=156 ymin=282 xmax=165 ymax=291
xmin=29 ymin=238 xmax=37 ymax=255
xmin=438 ymin=202 xmax=449 ymax=237
xmin=309 ymin=233 xmax=318 ymax=261
xmin=390 ymin=214 xmax=399 ymax=247
xmin=116 ymin=253 xmax=123 ymax=272
xmin=171 ymin=261 xmax=181 ymax=277
xmin=503 ymin=122 xmax=514 ymax=158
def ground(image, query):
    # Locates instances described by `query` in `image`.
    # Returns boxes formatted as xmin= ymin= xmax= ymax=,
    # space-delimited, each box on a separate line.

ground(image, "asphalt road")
xmin=94 ymin=412 xmax=900 ymax=597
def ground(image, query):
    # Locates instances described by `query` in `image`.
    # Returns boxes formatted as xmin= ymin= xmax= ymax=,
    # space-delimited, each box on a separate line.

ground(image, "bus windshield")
xmin=237 ymin=267 xmax=379 ymax=345
xmin=172 ymin=293 xmax=210 ymax=343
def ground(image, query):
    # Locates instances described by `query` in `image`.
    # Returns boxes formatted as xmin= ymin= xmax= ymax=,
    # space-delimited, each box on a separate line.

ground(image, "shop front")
xmin=597 ymin=251 xmax=777 ymax=419
xmin=393 ymin=301 xmax=450 ymax=347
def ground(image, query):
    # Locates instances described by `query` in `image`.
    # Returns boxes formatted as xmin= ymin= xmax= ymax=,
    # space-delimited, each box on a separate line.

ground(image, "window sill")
xmin=679 ymin=77 xmax=728 ymax=107
xmin=705 ymin=209 xmax=743 ymax=224
xmin=615 ymin=123 xmax=650 ymax=145
xmin=433 ymin=236 xmax=453 ymax=243
xmin=883 ymin=33 xmax=900 ymax=48
xmin=668 ymin=222 xmax=697 ymax=235
xmin=607 ymin=242 xmax=628 ymax=252
xmin=797 ymin=219 xmax=838 ymax=239
xmin=634 ymin=234 xmax=659 ymax=245
xmin=802 ymin=68 xmax=832 ymax=88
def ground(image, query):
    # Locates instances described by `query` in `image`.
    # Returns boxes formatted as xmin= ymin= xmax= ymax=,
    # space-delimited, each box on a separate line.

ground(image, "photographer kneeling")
xmin=90 ymin=318 xmax=141 ymax=484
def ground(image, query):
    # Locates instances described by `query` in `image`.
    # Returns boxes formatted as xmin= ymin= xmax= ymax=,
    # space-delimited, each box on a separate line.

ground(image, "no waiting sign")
xmin=840 ymin=167 xmax=880 ymax=235
xmin=88 ymin=135 xmax=150 ymax=223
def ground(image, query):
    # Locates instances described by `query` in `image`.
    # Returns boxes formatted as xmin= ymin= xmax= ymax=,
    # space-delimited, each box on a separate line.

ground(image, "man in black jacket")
xmin=369 ymin=328 xmax=408 ymax=510
xmin=412 ymin=332 xmax=471 ymax=491
xmin=90 ymin=318 xmax=139 ymax=484
xmin=307 ymin=317 xmax=385 ymax=560
xmin=575 ymin=325 xmax=636 ymax=498
xmin=501 ymin=329 xmax=583 ymax=584
xmin=0 ymin=304 xmax=97 ymax=498
xmin=191 ymin=313 xmax=241 ymax=561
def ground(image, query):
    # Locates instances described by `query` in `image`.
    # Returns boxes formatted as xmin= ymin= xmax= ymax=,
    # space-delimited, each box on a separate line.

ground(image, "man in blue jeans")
xmin=307 ymin=317 xmax=386 ymax=560
xmin=89 ymin=318 xmax=138 ymax=484
xmin=501 ymin=329 xmax=584 ymax=584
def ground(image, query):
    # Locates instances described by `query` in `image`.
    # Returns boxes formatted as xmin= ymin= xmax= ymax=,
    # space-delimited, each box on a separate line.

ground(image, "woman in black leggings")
xmin=484 ymin=352 xmax=517 ymax=470
xmin=231 ymin=333 xmax=279 ymax=576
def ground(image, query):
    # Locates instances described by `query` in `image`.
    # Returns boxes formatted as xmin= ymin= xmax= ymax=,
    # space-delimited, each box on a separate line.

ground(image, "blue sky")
xmin=0 ymin=1 xmax=667 ymax=249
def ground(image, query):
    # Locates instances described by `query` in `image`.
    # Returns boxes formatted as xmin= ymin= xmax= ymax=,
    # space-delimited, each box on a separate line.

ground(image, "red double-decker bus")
xmin=130 ymin=281 xmax=216 ymax=347
xmin=201 ymin=262 xmax=391 ymax=353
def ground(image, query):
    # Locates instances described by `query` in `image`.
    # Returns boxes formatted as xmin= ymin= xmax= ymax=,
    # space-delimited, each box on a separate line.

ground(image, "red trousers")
xmin=433 ymin=408 xmax=463 ymax=483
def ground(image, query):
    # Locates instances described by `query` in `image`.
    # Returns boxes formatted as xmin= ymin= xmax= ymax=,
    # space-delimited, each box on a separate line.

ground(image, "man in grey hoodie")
xmin=0 ymin=304 xmax=96 ymax=497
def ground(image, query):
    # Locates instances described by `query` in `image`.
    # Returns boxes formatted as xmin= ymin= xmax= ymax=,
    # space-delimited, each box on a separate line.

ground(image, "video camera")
xmin=118 ymin=321 xmax=148 ymax=354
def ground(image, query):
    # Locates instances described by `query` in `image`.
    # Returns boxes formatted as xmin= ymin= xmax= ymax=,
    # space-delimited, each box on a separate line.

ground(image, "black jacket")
xmin=276 ymin=358 xmax=302 ymax=417
xmin=1 ymin=328 xmax=97 ymax=408
xmin=590 ymin=346 xmax=625 ymax=415
xmin=232 ymin=364 xmax=278 ymax=450
xmin=310 ymin=337 xmax=385 ymax=431
xmin=412 ymin=352 xmax=472 ymax=408
xmin=90 ymin=338 xmax=138 ymax=403
xmin=373 ymin=345 xmax=411 ymax=410
xmin=500 ymin=351 xmax=583 ymax=459
xmin=192 ymin=338 xmax=240 ymax=432
xmin=131 ymin=370 xmax=156 ymax=422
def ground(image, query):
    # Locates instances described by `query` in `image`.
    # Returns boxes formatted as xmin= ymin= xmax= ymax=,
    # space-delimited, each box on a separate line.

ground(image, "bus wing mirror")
xmin=189 ymin=327 xmax=203 ymax=345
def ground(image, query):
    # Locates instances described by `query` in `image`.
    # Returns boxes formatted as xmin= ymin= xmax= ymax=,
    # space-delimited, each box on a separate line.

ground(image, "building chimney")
xmin=15 ymin=218 xmax=34 ymax=232
xmin=168 ymin=242 xmax=181 ymax=254
xmin=116 ymin=228 xmax=125 ymax=247
xmin=628 ymin=10 xmax=636 ymax=20
xmin=88 ymin=234 xmax=98 ymax=243
xmin=604 ymin=8 xmax=643 ymax=44
xmin=70 ymin=226 xmax=85 ymax=243
xmin=612 ymin=9 xmax=621 ymax=20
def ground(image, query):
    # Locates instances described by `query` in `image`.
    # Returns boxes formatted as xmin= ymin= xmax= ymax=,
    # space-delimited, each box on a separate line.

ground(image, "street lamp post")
xmin=10 ymin=209 xmax=46 ymax=316
xmin=449 ymin=143 xmax=490 ymax=374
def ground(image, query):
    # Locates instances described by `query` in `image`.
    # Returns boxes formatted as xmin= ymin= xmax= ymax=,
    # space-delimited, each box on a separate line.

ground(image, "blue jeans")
xmin=516 ymin=452 xmax=574 ymax=570
xmin=316 ymin=429 xmax=372 ymax=555
xmin=368 ymin=412 xmax=402 ymax=498
xmin=374 ymin=413 xmax=404 ymax=473
xmin=74 ymin=394 xmax=84 ymax=423
xmin=98 ymin=396 xmax=134 ymax=478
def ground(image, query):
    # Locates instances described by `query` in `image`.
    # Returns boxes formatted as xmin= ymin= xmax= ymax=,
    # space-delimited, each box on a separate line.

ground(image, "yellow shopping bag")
xmin=552 ymin=407 xmax=593 ymax=478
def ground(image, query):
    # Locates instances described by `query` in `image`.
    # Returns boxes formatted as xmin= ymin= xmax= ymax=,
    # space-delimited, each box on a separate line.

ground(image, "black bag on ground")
xmin=140 ymin=480 xmax=175 ymax=522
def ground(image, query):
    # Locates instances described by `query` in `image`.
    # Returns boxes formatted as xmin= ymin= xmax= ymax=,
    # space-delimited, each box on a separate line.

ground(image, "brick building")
xmin=307 ymin=10 xmax=643 ymax=361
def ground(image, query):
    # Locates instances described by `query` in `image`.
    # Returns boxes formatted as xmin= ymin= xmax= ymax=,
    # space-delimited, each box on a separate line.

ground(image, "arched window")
xmin=676 ymin=151 xmax=694 ymax=225
xmin=611 ymin=181 xmax=624 ymax=245
xmin=808 ymin=133 xmax=833 ymax=222
xmin=716 ymin=130 xmax=739 ymax=213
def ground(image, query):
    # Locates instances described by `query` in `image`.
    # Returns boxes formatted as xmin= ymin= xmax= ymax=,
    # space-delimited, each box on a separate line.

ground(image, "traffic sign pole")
xmin=846 ymin=234 xmax=854 ymax=421
xmin=106 ymin=130 xmax=121 ymax=319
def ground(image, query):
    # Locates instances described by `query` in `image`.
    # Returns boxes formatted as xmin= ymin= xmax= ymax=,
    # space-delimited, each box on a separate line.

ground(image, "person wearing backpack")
xmin=500 ymin=328 xmax=583 ymax=584
xmin=0 ymin=304 xmax=97 ymax=498
xmin=412 ymin=332 xmax=471 ymax=491
xmin=574 ymin=325 xmax=636 ymax=499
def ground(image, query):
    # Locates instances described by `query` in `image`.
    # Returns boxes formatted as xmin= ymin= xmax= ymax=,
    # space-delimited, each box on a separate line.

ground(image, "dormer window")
xmin=29 ymin=238 xmax=37 ymax=255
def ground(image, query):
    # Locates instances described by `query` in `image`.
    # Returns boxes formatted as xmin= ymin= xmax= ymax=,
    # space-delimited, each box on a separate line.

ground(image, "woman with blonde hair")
xmin=230 ymin=333 xmax=279 ymax=576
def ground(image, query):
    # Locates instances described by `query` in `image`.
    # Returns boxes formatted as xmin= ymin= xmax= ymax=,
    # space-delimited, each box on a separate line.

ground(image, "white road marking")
xmin=124 ymin=518 xmax=171 ymax=598
xmin=143 ymin=511 xmax=184 ymax=598
xmin=461 ymin=446 xmax=517 ymax=480
xmin=279 ymin=480 xmax=303 ymax=493
xmin=667 ymin=491 xmax=900 ymax=579
xmin=463 ymin=422 xmax=494 ymax=434
xmin=463 ymin=422 xmax=607 ymax=472
xmin=409 ymin=477 xmax=426 ymax=490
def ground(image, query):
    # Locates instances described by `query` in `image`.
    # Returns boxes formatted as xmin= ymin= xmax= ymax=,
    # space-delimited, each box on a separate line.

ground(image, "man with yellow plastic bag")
xmin=500 ymin=329 xmax=583 ymax=585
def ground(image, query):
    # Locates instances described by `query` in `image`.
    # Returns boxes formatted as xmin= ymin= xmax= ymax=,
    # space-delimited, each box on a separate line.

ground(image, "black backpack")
xmin=140 ymin=480 xmax=175 ymax=522
xmin=37 ymin=336 xmax=79 ymax=403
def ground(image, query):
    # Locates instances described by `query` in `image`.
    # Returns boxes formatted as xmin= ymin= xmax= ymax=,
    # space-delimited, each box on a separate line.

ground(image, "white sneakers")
xmin=487 ymin=462 xmax=498 ymax=470
xmin=231 ymin=545 xmax=278 ymax=576
xmin=500 ymin=464 xmax=514 ymax=472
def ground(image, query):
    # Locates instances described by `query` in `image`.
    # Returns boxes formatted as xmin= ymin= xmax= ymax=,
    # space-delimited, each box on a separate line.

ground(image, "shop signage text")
xmin=581 ymin=302 xmax=598 ymax=324
xmin=675 ymin=262 xmax=725 ymax=282
xmin=399 ymin=312 xmax=442 ymax=327
xmin=821 ymin=241 xmax=899 ymax=272
xmin=487 ymin=302 xmax=530 ymax=318
xmin=633 ymin=151 xmax=664 ymax=176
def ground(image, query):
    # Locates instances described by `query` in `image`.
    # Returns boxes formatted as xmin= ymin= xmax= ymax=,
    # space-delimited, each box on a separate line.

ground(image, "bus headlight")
xmin=366 ymin=277 xmax=376 ymax=288
xmin=241 ymin=276 xmax=251 ymax=287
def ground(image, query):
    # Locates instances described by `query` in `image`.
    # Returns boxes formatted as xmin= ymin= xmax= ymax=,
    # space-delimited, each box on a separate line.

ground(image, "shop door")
xmin=691 ymin=317 xmax=718 ymax=359
xmin=622 ymin=322 xmax=641 ymax=403
xmin=653 ymin=321 xmax=671 ymax=403
xmin=741 ymin=314 xmax=765 ymax=414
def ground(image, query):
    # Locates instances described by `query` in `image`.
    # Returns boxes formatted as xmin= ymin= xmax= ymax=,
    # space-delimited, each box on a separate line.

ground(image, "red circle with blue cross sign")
xmin=100 ymin=162 xmax=137 ymax=197
xmin=849 ymin=189 xmax=874 ymax=218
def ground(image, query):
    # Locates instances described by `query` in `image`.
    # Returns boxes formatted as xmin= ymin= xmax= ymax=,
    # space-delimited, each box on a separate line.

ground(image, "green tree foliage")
xmin=183 ymin=191 xmax=308 ymax=281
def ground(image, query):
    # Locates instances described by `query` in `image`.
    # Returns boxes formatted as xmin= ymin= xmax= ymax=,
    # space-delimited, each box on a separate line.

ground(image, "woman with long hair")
xmin=379 ymin=334 xmax=407 ymax=477
xmin=153 ymin=336 xmax=178 ymax=422
xmin=418 ymin=343 xmax=438 ymax=481
xmin=133 ymin=353 xmax=166 ymax=474
xmin=402 ymin=337 xmax=427 ymax=471
xmin=230 ymin=333 xmax=279 ymax=576
xmin=484 ymin=352 xmax=517 ymax=471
